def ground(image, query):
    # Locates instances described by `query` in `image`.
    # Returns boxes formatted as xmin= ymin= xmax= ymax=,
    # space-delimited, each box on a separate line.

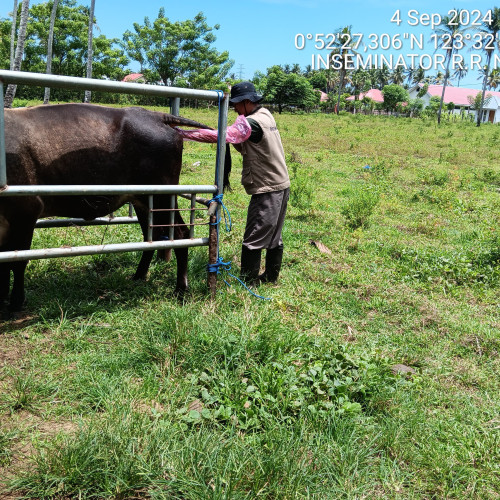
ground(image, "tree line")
xmin=2 ymin=1 xmax=499 ymax=124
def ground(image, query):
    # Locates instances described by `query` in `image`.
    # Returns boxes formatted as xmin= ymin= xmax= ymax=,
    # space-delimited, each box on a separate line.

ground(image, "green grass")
xmin=0 ymin=107 xmax=499 ymax=498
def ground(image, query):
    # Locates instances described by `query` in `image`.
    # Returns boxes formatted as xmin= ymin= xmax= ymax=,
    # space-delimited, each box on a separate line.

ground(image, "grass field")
xmin=0 ymin=105 xmax=499 ymax=499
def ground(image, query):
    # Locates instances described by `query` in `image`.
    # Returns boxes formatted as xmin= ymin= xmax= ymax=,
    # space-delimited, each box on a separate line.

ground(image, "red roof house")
xmin=409 ymin=84 xmax=500 ymax=123
xmin=122 ymin=73 xmax=145 ymax=83
xmin=347 ymin=89 xmax=384 ymax=103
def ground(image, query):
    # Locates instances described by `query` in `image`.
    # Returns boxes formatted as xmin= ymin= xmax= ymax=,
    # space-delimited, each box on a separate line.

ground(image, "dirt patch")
xmin=0 ymin=413 xmax=79 ymax=499
xmin=0 ymin=314 xmax=38 ymax=335
xmin=0 ymin=334 xmax=28 ymax=370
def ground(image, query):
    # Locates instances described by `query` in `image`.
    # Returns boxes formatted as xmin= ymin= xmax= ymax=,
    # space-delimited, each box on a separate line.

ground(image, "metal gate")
xmin=0 ymin=70 xmax=228 ymax=296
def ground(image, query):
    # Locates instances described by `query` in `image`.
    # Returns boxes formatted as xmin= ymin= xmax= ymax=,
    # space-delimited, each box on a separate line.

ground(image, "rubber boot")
xmin=240 ymin=246 xmax=262 ymax=287
xmin=259 ymin=245 xmax=284 ymax=284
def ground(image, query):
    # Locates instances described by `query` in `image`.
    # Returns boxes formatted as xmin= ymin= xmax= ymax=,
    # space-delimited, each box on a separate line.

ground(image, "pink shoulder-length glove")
xmin=176 ymin=114 xmax=251 ymax=144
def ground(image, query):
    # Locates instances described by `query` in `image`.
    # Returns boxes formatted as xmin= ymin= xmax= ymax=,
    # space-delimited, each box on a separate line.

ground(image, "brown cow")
xmin=0 ymin=103 xmax=227 ymax=312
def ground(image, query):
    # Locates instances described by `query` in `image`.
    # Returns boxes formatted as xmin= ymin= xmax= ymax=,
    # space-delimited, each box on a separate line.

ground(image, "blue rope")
xmin=205 ymin=89 xmax=269 ymax=301
xmin=207 ymin=193 xmax=232 ymax=232
xmin=207 ymin=258 xmax=272 ymax=301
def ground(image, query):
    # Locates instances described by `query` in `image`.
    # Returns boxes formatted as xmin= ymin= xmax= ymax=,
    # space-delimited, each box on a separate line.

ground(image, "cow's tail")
xmin=223 ymin=146 xmax=232 ymax=192
xmin=164 ymin=115 xmax=213 ymax=130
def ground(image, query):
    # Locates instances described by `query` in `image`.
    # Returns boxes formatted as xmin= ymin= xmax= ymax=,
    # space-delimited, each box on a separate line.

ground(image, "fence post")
xmin=0 ymin=81 xmax=6 ymax=189
xmin=170 ymin=97 xmax=180 ymax=116
xmin=208 ymin=92 xmax=229 ymax=298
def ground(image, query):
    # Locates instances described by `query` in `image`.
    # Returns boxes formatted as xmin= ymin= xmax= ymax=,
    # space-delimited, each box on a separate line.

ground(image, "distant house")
xmin=316 ymin=90 xmax=329 ymax=102
xmin=122 ymin=73 xmax=145 ymax=83
xmin=347 ymin=89 xmax=384 ymax=103
xmin=408 ymin=84 xmax=500 ymax=124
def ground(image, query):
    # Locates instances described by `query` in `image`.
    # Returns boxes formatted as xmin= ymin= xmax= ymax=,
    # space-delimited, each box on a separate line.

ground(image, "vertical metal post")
xmin=169 ymin=194 xmax=175 ymax=241
xmin=147 ymin=195 xmax=153 ymax=242
xmin=0 ymin=81 xmax=7 ymax=189
xmin=208 ymin=92 xmax=229 ymax=298
xmin=189 ymin=193 xmax=196 ymax=238
xmin=170 ymin=97 xmax=180 ymax=116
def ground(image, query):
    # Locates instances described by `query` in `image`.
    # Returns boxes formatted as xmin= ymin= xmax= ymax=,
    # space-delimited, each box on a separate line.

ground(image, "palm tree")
xmin=452 ymin=65 xmax=468 ymax=87
xmin=433 ymin=71 xmax=445 ymax=85
xmin=324 ymin=68 xmax=339 ymax=94
xmin=405 ymin=66 xmax=416 ymax=86
xmin=43 ymin=0 xmax=60 ymax=104
xmin=9 ymin=0 xmax=19 ymax=70
xmin=475 ymin=7 xmax=500 ymax=127
xmin=486 ymin=68 xmax=500 ymax=90
xmin=330 ymin=25 xmax=358 ymax=114
xmin=412 ymin=67 xmax=426 ymax=86
xmin=375 ymin=65 xmax=391 ymax=88
xmin=350 ymin=68 xmax=369 ymax=113
xmin=391 ymin=66 xmax=405 ymax=86
xmin=433 ymin=10 xmax=470 ymax=124
xmin=84 ymin=0 xmax=96 ymax=103
xmin=4 ymin=0 xmax=30 ymax=108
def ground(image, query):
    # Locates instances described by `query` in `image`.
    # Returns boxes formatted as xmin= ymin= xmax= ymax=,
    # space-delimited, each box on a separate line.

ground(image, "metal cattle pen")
xmin=0 ymin=70 xmax=229 ymax=297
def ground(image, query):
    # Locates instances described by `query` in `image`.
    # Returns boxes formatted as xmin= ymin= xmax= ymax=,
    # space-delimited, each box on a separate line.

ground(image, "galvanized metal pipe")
xmin=0 ymin=81 xmax=6 ymax=189
xmin=0 ymin=184 xmax=216 ymax=197
xmin=170 ymin=97 xmax=180 ymax=116
xmin=0 ymin=70 xmax=222 ymax=101
xmin=35 ymin=216 xmax=138 ymax=228
xmin=189 ymin=194 xmax=196 ymax=238
xmin=0 ymin=238 xmax=209 ymax=263
xmin=169 ymin=194 xmax=175 ymax=241
xmin=216 ymin=94 xmax=229 ymax=196
xmin=147 ymin=195 xmax=154 ymax=242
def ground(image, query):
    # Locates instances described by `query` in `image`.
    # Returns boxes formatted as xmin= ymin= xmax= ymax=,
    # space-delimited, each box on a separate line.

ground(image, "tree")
xmin=123 ymin=10 xmax=232 ymax=88
xmin=475 ymin=7 xmax=500 ymax=127
xmin=350 ymin=68 xmax=370 ymax=112
xmin=381 ymin=84 xmax=408 ymax=114
xmin=375 ymin=64 xmax=391 ymax=88
xmin=84 ymin=0 xmax=95 ymax=103
xmin=4 ymin=0 xmax=30 ymax=108
xmin=424 ymin=95 xmax=442 ymax=117
xmin=307 ymin=70 xmax=327 ymax=92
xmin=433 ymin=11 xmax=470 ymax=124
xmin=407 ymin=98 xmax=424 ymax=117
xmin=0 ymin=0 xmax=129 ymax=101
xmin=330 ymin=25 xmax=358 ymax=114
xmin=486 ymin=68 xmax=500 ymax=90
xmin=264 ymin=66 xmax=318 ymax=113
xmin=452 ymin=65 xmax=468 ymax=87
xmin=412 ymin=67 xmax=426 ymax=86
xmin=391 ymin=66 xmax=405 ymax=86
xmin=43 ymin=0 xmax=60 ymax=104
xmin=9 ymin=0 xmax=18 ymax=70
xmin=468 ymin=92 xmax=492 ymax=122
xmin=324 ymin=68 xmax=339 ymax=93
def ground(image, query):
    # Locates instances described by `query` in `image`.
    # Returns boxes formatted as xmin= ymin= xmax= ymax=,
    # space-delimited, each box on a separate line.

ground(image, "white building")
xmin=408 ymin=84 xmax=500 ymax=124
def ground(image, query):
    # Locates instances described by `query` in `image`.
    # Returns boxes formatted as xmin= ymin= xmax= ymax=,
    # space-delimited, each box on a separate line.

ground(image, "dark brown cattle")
xmin=0 ymin=103 xmax=220 ymax=312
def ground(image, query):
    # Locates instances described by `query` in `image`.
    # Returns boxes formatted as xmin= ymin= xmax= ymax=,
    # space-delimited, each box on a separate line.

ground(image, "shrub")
xmin=341 ymin=188 xmax=380 ymax=229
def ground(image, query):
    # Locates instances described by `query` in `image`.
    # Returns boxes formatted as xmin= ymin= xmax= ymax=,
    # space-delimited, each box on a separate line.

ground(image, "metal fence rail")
xmin=0 ymin=70 xmax=229 ymax=295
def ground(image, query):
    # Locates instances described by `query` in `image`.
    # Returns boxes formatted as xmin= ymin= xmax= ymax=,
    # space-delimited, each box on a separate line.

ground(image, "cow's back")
xmin=4 ymin=104 xmax=184 ymax=218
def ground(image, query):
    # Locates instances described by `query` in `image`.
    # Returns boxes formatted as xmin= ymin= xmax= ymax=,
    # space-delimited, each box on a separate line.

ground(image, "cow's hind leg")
xmin=132 ymin=196 xmax=188 ymax=296
xmin=5 ymin=209 xmax=40 ymax=312
xmin=0 ymin=263 xmax=10 ymax=305
xmin=9 ymin=260 xmax=29 ymax=312
xmin=132 ymin=202 xmax=155 ymax=281
xmin=0 ymin=215 xmax=10 ymax=304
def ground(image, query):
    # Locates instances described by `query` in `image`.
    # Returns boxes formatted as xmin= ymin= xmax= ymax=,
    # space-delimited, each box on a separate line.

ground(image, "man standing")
xmin=229 ymin=82 xmax=290 ymax=286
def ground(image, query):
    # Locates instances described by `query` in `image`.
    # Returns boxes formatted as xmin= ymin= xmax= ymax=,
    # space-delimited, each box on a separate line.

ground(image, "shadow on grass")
xmin=2 ymin=249 xmax=213 ymax=324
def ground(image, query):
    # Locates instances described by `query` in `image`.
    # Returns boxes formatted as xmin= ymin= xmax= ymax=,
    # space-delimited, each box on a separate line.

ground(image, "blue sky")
xmin=3 ymin=0 xmax=498 ymax=89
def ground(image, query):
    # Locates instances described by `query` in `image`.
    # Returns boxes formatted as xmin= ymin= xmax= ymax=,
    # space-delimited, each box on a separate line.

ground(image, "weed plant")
xmin=1 ymin=107 xmax=499 ymax=498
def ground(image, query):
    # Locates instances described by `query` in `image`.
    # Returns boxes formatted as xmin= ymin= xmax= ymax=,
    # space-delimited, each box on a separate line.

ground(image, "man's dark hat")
xmin=229 ymin=81 xmax=263 ymax=104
